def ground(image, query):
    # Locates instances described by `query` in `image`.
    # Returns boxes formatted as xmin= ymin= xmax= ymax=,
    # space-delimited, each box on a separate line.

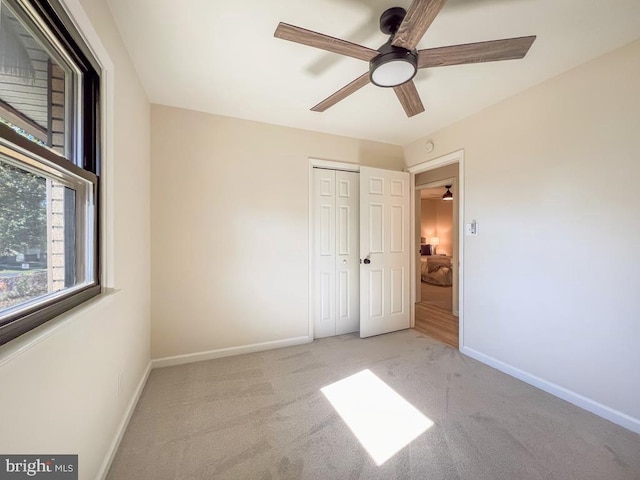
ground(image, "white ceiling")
xmin=105 ymin=0 xmax=640 ymax=145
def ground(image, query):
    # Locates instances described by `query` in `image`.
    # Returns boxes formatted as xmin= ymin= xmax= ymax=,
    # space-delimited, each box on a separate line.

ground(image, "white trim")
xmin=100 ymin=57 xmax=116 ymax=289
xmin=58 ymin=0 xmax=116 ymax=289
xmin=409 ymin=186 xmax=415 ymax=327
xmin=407 ymin=150 xmax=463 ymax=174
xmin=407 ymin=149 xmax=465 ymax=346
xmin=461 ymin=346 xmax=640 ymax=435
xmin=309 ymin=158 xmax=360 ymax=172
xmin=96 ymin=361 xmax=152 ymax=480
xmin=308 ymin=162 xmax=315 ymax=340
xmin=151 ymin=336 xmax=313 ymax=369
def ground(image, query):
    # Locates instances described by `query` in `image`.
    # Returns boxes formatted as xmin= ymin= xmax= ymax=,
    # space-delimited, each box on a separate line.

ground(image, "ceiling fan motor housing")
xmin=379 ymin=7 xmax=407 ymax=35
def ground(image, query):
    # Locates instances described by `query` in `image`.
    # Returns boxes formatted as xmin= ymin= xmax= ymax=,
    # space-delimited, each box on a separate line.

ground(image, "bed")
xmin=421 ymin=255 xmax=453 ymax=286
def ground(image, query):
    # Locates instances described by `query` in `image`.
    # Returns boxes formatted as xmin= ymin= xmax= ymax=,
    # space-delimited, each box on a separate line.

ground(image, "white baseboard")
xmin=96 ymin=361 xmax=152 ymax=480
xmin=151 ymin=336 xmax=313 ymax=369
xmin=461 ymin=346 xmax=640 ymax=435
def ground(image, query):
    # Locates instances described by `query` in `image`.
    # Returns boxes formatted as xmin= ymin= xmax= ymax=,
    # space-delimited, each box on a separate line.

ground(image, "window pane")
xmin=0 ymin=0 xmax=68 ymax=155
xmin=0 ymin=0 xmax=99 ymax=343
xmin=0 ymin=155 xmax=83 ymax=314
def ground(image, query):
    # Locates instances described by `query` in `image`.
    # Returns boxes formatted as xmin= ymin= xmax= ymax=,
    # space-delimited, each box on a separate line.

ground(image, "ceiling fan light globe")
xmin=371 ymin=60 xmax=416 ymax=87
xmin=370 ymin=49 xmax=418 ymax=87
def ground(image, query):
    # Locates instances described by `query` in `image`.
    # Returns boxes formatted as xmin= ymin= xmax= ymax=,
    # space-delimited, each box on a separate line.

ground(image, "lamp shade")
xmin=420 ymin=237 xmax=426 ymax=244
xmin=430 ymin=237 xmax=440 ymax=246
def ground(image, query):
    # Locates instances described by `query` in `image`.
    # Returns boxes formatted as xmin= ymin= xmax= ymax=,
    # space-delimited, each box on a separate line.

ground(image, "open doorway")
xmin=413 ymin=163 xmax=460 ymax=348
xmin=419 ymin=183 xmax=454 ymax=310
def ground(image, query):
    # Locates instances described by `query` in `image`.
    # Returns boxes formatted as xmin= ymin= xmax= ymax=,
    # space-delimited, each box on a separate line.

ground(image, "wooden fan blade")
xmin=311 ymin=73 xmax=370 ymax=112
xmin=392 ymin=0 xmax=448 ymax=51
xmin=418 ymin=36 xmax=536 ymax=69
xmin=275 ymin=23 xmax=378 ymax=62
xmin=393 ymin=81 xmax=425 ymax=117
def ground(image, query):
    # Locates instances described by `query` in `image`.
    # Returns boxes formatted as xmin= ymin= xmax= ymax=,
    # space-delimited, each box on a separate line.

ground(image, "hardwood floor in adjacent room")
xmin=415 ymin=302 xmax=459 ymax=349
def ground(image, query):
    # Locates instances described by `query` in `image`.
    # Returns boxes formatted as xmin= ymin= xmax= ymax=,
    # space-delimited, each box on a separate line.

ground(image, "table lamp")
xmin=430 ymin=236 xmax=440 ymax=255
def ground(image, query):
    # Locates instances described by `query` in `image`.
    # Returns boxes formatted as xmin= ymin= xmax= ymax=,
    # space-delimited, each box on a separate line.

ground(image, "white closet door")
xmin=335 ymin=171 xmax=359 ymax=335
xmin=359 ymin=166 xmax=411 ymax=338
xmin=314 ymin=168 xmax=336 ymax=338
xmin=313 ymin=168 xmax=360 ymax=338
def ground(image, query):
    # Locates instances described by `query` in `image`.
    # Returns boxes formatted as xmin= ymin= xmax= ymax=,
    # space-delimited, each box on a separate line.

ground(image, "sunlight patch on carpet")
xmin=321 ymin=369 xmax=433 ymax=465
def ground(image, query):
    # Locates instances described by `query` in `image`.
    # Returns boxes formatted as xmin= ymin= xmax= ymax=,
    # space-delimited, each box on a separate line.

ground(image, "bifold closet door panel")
xmin=335 ymin=170 xmax=360 ymax=335
xmin=314 ymin=168 xmax=336 ymax=338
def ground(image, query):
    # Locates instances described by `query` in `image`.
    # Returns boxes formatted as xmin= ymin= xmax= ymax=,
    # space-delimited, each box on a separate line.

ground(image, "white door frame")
xmin=406 ymin=149 xmax=465 ymax=349
xmin=308 ymin=158 xmax=361 ymax=340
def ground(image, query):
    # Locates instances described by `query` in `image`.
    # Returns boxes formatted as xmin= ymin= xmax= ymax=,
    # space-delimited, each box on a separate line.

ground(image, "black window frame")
xmin=0 ymin=0 xmax=101 ymax=345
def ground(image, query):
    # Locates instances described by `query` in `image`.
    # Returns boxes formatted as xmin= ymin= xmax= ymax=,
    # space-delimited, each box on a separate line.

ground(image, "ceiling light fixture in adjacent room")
xmin=442 ymin=185 xmax=453 ymax=201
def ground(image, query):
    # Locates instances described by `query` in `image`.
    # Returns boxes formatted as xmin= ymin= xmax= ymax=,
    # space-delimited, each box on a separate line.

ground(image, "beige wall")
xmin=0 ymin=0 xmax=151 ymax=478
xmin=415 ymin=163 xmax=458 ymax=186
xmin=436 ymin=201 xmax=453 ymax=256
xmin=420 ymin=199 xmax=437 ymax=242
xmin=405 ymin=39 xmax=640 ymax=425
xmin=151 ymin=106 xmax=404 ymax=359
xmin=421 ymin=199 xmax=453 ymax=256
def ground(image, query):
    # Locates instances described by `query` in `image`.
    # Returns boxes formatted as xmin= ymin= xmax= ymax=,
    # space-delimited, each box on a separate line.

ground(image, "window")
xmin=0 ymin=0 xmax=100 ymax=345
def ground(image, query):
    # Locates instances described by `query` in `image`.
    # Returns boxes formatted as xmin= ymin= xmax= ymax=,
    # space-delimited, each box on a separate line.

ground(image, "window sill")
xmin=0 ymin=287 xmax=121 ymax=367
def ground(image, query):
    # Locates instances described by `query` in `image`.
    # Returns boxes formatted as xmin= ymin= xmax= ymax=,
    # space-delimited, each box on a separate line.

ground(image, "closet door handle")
xmin=363 ymin=258 xmax=371 ymax=265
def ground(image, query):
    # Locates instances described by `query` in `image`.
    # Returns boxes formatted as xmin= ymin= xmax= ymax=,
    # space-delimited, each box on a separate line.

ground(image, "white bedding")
xmin=421 ymin=256 xmax=453 ymax=286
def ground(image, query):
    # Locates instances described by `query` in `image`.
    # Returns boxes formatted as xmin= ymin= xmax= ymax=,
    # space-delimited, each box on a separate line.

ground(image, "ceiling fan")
xmin=274 ymin=0 xmax=536 ymax=117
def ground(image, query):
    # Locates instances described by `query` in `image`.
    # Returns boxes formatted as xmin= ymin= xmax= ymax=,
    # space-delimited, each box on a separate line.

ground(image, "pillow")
xmin=420 ymin=244 xmax=431 ymax=255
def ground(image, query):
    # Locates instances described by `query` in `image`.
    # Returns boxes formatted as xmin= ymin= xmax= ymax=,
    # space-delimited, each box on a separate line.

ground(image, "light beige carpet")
xmin=108 ymin=331 xmax=640 ymax=479
xmin=420 ymin=282 xmax=453 ymax=311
